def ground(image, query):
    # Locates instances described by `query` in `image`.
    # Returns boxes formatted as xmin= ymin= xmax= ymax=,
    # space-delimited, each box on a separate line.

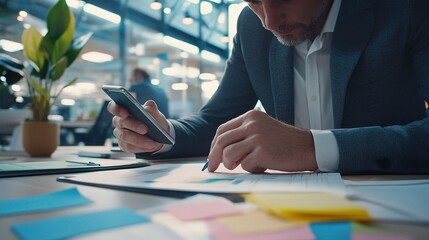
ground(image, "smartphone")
xmin=102 ymin=85 xmax=174 ymax=145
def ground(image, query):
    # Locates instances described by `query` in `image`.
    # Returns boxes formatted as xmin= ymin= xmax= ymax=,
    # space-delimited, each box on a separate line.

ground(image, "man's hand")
xmin=207 ymin=110 xmax=317 ymax=173
xmin=107 ymin=100 xmax=169 ymax=153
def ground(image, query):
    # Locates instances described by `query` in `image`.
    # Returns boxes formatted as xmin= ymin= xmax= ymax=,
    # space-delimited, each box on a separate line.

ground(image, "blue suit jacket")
xmin=142 ymin=0 xmax=429 ymax=174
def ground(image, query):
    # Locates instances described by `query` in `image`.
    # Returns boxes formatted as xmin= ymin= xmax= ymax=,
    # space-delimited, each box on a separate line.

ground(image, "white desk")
xmin=1 ymin=147 xmax=429 ymax=239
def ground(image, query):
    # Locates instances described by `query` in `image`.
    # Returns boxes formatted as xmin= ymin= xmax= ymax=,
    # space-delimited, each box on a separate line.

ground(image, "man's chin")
xmin=274 ymin=33 xmax=306 ymax=47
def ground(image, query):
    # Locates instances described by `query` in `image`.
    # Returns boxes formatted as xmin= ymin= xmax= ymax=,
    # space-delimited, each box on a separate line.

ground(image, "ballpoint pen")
xmin=66 ymin=160 xmax=101 ymax=166
xmin=201 ymin=159 xmax=209 ymax=171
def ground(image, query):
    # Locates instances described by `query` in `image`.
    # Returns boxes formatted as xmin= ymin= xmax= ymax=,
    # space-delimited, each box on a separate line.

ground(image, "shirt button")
xmin=311 ymin=95 xmax=317 ymax=101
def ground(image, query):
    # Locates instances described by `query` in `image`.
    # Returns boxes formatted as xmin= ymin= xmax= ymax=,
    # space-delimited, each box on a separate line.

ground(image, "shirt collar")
xmin=321 ymin=0 xmax=341 ymax=35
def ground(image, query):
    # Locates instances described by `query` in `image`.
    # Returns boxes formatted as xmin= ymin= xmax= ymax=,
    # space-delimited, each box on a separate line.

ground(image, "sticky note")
xmin=12 ymin=208 xmax=149 ymax=240
xmin=0 ymin=188 xmax=91 ymax=217
xmin=74 ymin=223 xmax=181 ymax=240
xmin=245 ymin=192 xmax=371 ymax=222
xmin=208 ymin=220 xmax=314 ymax=240
xmin=164 ymin=199 xmax=241 ymax=221
xmin=310 ymin=222 xmax=351 ymax=240
xmin=216 ymin=210 xmax=299 ymax=235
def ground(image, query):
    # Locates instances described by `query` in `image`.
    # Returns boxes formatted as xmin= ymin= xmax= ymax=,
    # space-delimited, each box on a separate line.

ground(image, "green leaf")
xmin=65 ymin=32 xmax=92 ymax=67
xmin=39 ymin=35 xmax=54 ymax=60
xmin=54 ymin=77 xmax=78 ymax=99
xmin=52 ymin=8 xmax=75 ymax=63
xmin=46 ymin=0 xmax=70 ymax=42
xmin=28 ymin=78 xmax=50 ymax=98
xmin=21 ymin=27 xmax=44 ymax=71
xmin=50 ymin=56 xmax=68 ymax=81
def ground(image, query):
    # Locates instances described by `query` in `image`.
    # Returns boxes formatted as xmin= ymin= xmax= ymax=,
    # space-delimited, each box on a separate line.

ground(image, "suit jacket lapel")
xmin=331 ymin=0 xmax=374 ymax=128
xmin=269 ymin=38 xmax=295 ymax=124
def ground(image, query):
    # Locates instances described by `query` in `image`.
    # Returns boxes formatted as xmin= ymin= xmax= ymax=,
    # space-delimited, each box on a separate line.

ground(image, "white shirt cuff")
xmin=310 ymin=129 xmax=339 ymax=172
xmin=152 ymin=120 xmax=176 ymax=154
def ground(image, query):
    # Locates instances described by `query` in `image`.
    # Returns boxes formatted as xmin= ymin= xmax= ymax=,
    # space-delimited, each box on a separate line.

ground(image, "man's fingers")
xmin=240 ymin=152 xmax=267 ymax=173
xmin=221 ymin=139 xmax=253 ymax=170
xmin=208 ymin=127 xmax=247 ymax=172
xmin=113 ymin=128 xmax=162 ymax=153
xmin=112 ymin=116 xmax=149 ymax=135
xmin=210 ymin=114 xmax=246 ymax=151
xmin=107 ymin=101 xmax=130 ymax=118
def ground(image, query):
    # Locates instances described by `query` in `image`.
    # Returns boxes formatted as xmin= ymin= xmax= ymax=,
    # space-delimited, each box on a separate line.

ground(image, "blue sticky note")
xmin=0 ymin=188 xmax=91 ymax=217
xmin=310 ymin=222 xmax=352 ymax=240
xmin=12 ymin=208 xmax=150 ymax=240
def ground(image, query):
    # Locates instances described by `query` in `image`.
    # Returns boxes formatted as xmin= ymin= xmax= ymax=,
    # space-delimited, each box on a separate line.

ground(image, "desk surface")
xmin=1 ymin=147 xmax=429 ymax=240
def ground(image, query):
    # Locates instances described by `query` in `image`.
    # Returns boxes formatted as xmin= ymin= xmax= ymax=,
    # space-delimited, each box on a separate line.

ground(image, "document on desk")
xmin=346 ymin=179 xmax=429 ymax=222
xmin=58 ymin=163 xmax=347 ymax=196
xmin=0 ymin=159 xmax=149 ymax=177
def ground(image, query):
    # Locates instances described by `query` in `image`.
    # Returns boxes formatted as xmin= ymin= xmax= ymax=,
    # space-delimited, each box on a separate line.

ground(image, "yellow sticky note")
xmin=245 ymin=192 xmax=371 ymax=222
xmin=216 ymin=210 xmax=299 ymax=235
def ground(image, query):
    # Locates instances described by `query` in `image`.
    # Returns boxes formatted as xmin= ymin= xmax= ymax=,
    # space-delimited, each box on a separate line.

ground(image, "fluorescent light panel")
xmin=81 ymin=51 xmax=113 ymax=63
xmin=0 ymin=39 xmax=23 ymax=52
xmin=83 ymin=3 xmax=121 ymax=24
xmin=201 ymin=50 xmax=221 ymax=63
xmin=163 ymin=36 xmax=199 ymax=55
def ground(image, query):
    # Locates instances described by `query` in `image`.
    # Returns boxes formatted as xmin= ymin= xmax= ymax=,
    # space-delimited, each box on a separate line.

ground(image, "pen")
xmin=201 ymin=159 xmax=209 ymax=171
xmin=66 ymin=160 xmax=101 ymax=166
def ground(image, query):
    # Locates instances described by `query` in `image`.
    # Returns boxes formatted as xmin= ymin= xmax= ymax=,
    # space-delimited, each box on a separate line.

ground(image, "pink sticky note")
xmin=208 ymin=220 xmax=315 ymax=240
xmin=353 ymin=233 xmax=410 ymax=240
xmin=164 ymin=199 xmax=241 ymax=221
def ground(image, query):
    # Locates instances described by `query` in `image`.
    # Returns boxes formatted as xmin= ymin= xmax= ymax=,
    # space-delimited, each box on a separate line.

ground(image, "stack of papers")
xmin=245 ymin=192 xmax=371 ymax=222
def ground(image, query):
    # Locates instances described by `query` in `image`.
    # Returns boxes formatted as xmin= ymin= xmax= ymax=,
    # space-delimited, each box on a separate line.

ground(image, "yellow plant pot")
xmin=22 ymin=121 xmax=60 ymax=157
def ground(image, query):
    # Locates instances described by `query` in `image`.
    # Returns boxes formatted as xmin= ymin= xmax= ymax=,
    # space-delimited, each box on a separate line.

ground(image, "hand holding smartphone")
xmin=102 ymin=85 xmax=174 ymax=145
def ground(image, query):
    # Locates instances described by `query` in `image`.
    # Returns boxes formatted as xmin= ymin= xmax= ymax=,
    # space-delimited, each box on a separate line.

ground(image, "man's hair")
xmin=133 ymin=68 xmax=150 ymax=81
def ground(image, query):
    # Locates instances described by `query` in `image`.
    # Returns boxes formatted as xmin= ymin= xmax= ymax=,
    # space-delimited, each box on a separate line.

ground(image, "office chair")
xmin=73 ymin=101 xmax=113 ymax=146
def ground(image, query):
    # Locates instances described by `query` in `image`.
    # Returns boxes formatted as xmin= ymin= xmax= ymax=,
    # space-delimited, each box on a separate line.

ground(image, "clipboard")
xmin=0 ymin=159 xmax=149 ymax=178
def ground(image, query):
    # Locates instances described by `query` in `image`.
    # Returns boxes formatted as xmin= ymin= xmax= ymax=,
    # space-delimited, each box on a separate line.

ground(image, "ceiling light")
xmin=11 ymin=84 xmax=22 ymax=92
xmin=186 ymin=67 xmax=200 ymax=79
xmin=199 ymin=73 xmax=216 ymax=81
xmin=180 ymin=52 xmax=189 ymax=59
xmin=17 ymin=16 xmax=24 ymax=21
xmin=0 ymin=39 xmax=23 ymax=52
xmin=200 ymin=2 xmax=213 ymax=15
xmin=217 ymin=12 xmax=225 ymax=24
xmin=164 ymin=8 xmax=171 ymax=14
xmin=150 ymin=1 xmax=162 ymax=10
xmin=19 ymin=11 xmax=28 ymax=17
xmin=171 ymin=83 xmax=188 ymax=91
xmin=182 ymin=12 xmax=193 ymax=25
xmin=151 ymin=79 xmax=160 ymax=85
xmin=61 ymin=99 xmax=76 ymax=106
xmin=66 ymin=0 xmax=85 ymax=9
xmin=201 ymin=50 xmax=221 ymax=63
xmin=83 ymin=3 xmax=121 ymax=24
xmin=163 ymin=36 xmax=199 ymax=55
xmin=23 ymin=23 xmax=31 ymax=29
xmin=81 ymin=51 xmax=114 ymax=63
xmin=187 ymin=0 xmax=199 ymax=4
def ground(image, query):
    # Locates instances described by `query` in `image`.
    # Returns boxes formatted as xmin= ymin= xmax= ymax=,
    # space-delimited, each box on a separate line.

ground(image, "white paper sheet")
xmin=58 ymin=163 xmax=347 ymax=196
xmin=346 ymin=180 xmax=429 ymax=222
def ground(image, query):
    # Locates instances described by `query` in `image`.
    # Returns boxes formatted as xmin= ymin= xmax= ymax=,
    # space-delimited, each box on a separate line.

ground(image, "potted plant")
xmin=0 ymin=0 xmax=91 ymax=157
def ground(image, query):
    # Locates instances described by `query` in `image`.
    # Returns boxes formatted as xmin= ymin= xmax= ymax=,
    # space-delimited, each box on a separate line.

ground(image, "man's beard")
xmin=268 ymin=0 xmax=331 ymax=46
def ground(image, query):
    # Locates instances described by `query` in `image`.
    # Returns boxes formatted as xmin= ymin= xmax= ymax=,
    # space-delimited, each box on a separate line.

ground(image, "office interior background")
xmin=0 ymin=0 xmax=248 ymax=146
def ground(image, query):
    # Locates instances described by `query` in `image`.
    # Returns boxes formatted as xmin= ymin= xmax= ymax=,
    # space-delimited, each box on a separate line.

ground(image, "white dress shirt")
xmin=294 ymin=0 xmax=341 ymax=171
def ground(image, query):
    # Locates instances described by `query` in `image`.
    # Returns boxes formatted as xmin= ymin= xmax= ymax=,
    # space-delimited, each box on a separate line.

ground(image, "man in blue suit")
xmin=108 ymin=0 xmax=429 ymax=174
xmin=129 ymin=68 xmax=170 ymax=118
